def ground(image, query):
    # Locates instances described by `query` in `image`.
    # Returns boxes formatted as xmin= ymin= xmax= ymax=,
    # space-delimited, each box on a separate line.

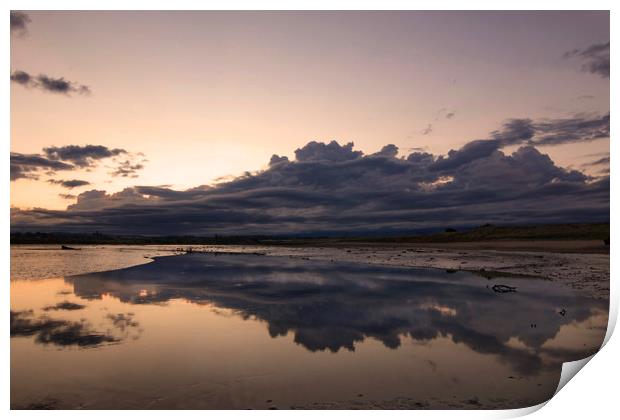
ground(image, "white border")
xmin=0 ymin=1 xmax=617 ymax=10
xmin=3 ymin=2 xmax=616 ymax=419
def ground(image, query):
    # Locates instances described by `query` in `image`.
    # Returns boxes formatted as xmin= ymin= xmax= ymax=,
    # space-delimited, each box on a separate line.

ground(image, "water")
xmin=10 ymin=246 xmax=608 ymax=409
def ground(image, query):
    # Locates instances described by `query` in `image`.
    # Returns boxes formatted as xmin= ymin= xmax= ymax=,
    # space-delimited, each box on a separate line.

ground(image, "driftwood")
xmin=60 ymin=245 xmax=80 ymax=250
xmin=492 ymin=284 xmax=517 ymax=293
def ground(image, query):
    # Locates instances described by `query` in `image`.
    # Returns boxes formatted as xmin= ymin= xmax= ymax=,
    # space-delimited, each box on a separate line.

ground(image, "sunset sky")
xmin=10 ymin=11 xmax=609 ymax=235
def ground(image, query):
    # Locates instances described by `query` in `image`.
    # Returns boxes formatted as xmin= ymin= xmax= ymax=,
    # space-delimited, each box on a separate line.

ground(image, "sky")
xmin=10 ymin=11 xmax=610 ymax=235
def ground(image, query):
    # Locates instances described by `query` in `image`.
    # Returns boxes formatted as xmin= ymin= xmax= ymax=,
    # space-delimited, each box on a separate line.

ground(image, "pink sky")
xmin=11 ymin=11 xmax=609 ymax=212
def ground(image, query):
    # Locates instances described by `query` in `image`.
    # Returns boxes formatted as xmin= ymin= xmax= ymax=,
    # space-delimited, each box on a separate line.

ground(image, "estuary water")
xmin=10 ymin=245 xmax=608 ymax=409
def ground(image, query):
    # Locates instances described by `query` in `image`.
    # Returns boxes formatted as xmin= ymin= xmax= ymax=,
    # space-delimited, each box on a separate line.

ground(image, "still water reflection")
xmin=11 ymin=252 xmax=607 ymax=409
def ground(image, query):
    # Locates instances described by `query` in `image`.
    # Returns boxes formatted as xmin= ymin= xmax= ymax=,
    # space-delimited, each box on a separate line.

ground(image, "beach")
xmin=258 ymin=240 xmax=610 ymax=300
xmin=11 ymin=240 xmax=610 ymax=299
xmin=10 ymin=241 xmax=609 ymax=409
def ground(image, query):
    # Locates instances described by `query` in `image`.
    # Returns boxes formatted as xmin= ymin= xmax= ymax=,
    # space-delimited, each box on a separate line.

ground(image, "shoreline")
xmin=11 ymin=241 xmax=610 ymax=410
xmin=252 ymin=241 xmax=609 ymax=300
xmin=10 ymin=241 xmax=610 ymax=300
xmin=316 ymin=239 xmax=609 ymax=254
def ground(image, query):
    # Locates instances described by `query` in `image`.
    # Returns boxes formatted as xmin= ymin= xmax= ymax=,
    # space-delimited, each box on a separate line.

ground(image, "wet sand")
xmin=238 ymin=240 xmax=610 ymax=409
xmin=11 ymin=241 xmax=609 ymax=300
xmin=10 ymin=242 xmax=609 ymax=410
xmin=243 ymin=240 xmax=609 ymax=300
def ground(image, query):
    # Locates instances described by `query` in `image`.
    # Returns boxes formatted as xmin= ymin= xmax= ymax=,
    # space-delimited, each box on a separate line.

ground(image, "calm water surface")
xmin=10 ymin=246 xmax=608 ymax=409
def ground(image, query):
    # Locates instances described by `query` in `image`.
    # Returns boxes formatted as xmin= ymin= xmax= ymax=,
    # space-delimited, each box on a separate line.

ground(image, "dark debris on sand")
xmin=13 ymin=397 xmax=61 ymax=410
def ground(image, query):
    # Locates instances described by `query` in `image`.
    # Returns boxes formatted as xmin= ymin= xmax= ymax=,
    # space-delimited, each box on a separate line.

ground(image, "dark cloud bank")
xmin=11 ymin=113 xmax=609 ymax=236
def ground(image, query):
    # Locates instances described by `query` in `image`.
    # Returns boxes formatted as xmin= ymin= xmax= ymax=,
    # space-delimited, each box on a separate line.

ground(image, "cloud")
xmin=532 ymin=114 xmax=610 ymax=146
xmin=582 ymin=153 xmax=610 ymax=170
xmin=10 ymin=70 xmax=31 ymax=85
xmin=10 ymin=11 xmax=30 ymax=36
xmin=38 ymin=74 xmax=91 ymax=95
xmin=10 ymin=152 xmax=74 ymax=181
xmin=11 ymin=128 xmax=609 ymax=236
xmin=431 ymin=140 xmax=500 ymax=171
xmin=436 ymin=108 xmax=456 ymax=120
xmin=490 ymin=113 xmax=609 ymax=147
xmin=134 ymin=185 xmax=209 ymax=200
xmin=47 ymin=179 xmax=91 ymax=189
xmin=420 ymin=124 xmax=433 ymax=135
xmin=491 ymin=119 xmax=536 ymax=145
xmin=11 ymin=144 xmax=141 ymax=182
xmin=428 ymin=112 xmax=607 ymax=173
xmin=66 ymin=188 xmax=157 ymax=211
xmin=269 ymin=154 xmax=289 ymax=166
xmin=295 ymin=141 xmax=363 ymax=162
xmin=418 ymin=110 xmax=456 ymax=139
xmin=372 ymin=144 xmax=399 ymax=158
xmin=11 ymin=70 xmax=91 ymax=96
xmin=110 ymin=160 xmax=144 ymax=178
xmin=587 ymin=156 xmax=610 ymax=166
xmin=563 ymin=42 xmax=610 ymax=78
xmin=44 ymin=144 xmax=126 ymax=167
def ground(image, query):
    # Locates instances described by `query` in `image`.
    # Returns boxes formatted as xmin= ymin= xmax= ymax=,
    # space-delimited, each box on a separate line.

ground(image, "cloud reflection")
xmin=10 ymin=310 xmax=118 ymax=348
xmin=67 ymin=253 xmax=607 ymax=375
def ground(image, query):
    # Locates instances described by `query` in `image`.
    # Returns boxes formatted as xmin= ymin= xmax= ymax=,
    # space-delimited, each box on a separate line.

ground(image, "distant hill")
xmin=9 ymin=232 xmax=267 ymax=245
xmin=10 ymin=223 xmax=609 ymax=245
xmin=337 ymin=223 xmax=610 ymax=243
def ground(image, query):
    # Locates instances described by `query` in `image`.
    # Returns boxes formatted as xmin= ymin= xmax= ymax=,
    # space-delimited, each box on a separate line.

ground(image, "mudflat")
xmin=340 ymin=239 xmax=608 ymax=253
xmin=251 ymin=240 xmax=609 ymax=300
